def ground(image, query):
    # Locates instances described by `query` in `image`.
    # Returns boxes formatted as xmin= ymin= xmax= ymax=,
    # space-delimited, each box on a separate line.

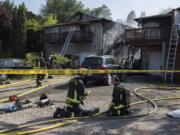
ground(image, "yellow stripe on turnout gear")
xmin=113 ymin=104 xmax=124 ymax=110
xmin=66 ymin=97 xmax=80 ymax=104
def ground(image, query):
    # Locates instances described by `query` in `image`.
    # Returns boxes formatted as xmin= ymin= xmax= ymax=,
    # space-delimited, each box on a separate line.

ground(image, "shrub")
xmin=53 ymin=54 xmax=71 ymax=68
xmin=25 ymin=52 xmax=39 ymax=67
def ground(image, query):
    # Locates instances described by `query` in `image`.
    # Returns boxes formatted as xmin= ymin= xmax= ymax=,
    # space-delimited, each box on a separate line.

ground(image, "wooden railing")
xmin=125 ymin=27 xmax=170 ymax=41
xmin=43 ymin=31 xmax=93 ymax=43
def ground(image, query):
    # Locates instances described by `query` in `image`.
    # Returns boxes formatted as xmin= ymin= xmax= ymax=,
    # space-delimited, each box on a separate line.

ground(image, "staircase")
xmin=164 ymin=24 xmax=179 ymax=83
xmin=60 ymin=26 xmax=76 ymax=56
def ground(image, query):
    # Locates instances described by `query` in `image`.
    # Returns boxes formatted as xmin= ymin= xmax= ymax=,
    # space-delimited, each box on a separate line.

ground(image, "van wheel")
xmin=105 ymin=74 xmax=112 ymax=86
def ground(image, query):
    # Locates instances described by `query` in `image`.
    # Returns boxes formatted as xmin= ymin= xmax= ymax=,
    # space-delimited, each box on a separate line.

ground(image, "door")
xmin=149 ymin=51 xmax=162 ymax=76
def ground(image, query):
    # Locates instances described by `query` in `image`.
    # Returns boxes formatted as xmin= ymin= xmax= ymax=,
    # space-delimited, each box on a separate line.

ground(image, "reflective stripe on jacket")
xmin=66 ymin=88 xmax=81 ymax=105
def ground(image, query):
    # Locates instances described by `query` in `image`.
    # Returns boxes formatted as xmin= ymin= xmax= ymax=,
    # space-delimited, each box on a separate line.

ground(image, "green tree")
xmin=89 ymin=5 xmax=112 ymax=20
xmin=11 ymin=6 xmax=18 ymax=47
xmin=41 ymin=0 xmax=85 ymax=22
xmin=27 ymin=18 xmax=41 ymax=31
xmin=0 ymin=0 xmax=14 ymax=11
xmin=0 ymin=0 xmax=14 ymax=57
xmin=12 ymin=3 xmax=27 ymax=58
xmin=43 ymin=13 xmax=58 ymax=26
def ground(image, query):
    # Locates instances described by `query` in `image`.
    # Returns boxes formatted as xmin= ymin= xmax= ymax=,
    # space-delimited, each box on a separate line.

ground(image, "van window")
xmin=82 ymin=57 xmax=103 ymax=66
xmin=105 ymin=58 xmax=116 ymax=65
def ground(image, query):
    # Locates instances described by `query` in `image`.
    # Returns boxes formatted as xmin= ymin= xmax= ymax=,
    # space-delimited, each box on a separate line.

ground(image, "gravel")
xmin=0 ymin=75 xmax=180 ymax=135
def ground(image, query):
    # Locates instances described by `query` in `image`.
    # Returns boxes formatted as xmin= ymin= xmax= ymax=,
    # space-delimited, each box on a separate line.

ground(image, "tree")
xmin=12 ymin=3 xmax=27 ymax=58
xmin=41 ymin=0 xmax=85 ymax=22
xmin=0 ymin=0 xmax=14 ymax=57
xmin=11 ymin=6 xmax=18 ymax=48
xmin=89 ymin=5 xmax=112 ymax=20
xmin=27 ymin=11 xmax=42 ymax=22
xmin=27 ymin=18 xmax=41 ymax=31
xmin=0 ymin=0 xmax=14 ymax=11
xmin=43 ymin=13 xmax=58 ymax=26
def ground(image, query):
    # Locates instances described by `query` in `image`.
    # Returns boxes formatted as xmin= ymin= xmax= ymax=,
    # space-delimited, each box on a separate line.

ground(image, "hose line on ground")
xmin=0 ymin=80 xmax=31 ymax=89
xmin=0 ymin=78 xmax=70 ymax=103
xmin=0 ymin=86 xmax=159 ymax=135
xmin=1 ymin=85 xmax=180 ymax=134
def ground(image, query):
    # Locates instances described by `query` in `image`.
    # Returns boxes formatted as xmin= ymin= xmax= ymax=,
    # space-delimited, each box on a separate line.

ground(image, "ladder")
xmin=61 ymin=26 xmax=76 ymax=56
xmin=164 ymin=24 xmax=179 ymax=83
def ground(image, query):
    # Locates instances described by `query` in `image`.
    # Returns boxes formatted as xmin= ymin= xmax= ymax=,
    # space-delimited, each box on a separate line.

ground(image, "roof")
xmin=135 ymin=13 xmax=172 ymax=21
xmin=43 ymin=12 xmax=113 ymax=28
xmin=44 ymin=18 xmax=112 ymax=28
xmin=67 ymin=11 xmax=100 ymax=22
xmin=86 ymin=55 xmax=114 ymax=59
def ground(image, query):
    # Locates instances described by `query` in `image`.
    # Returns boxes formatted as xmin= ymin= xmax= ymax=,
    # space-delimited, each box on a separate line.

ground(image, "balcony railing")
xmin=125 ymin=27 xmax=170 ymax=42
xmin=43 ymin=31 xmax=93 ymax=43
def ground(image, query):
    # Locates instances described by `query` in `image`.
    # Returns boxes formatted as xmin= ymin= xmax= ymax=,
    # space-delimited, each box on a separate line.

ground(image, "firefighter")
xmin=36 ymin=52 xmax=46 ymax=87
xmin=48 ymin=54 xmax=56 ymax=69
xmin=107 ymin=75 xmax=130 ymax=116
xmin=47 ymin=54 xmax=56 ymax=79
xmin=53 ymin=76 xmax=99 ymax=118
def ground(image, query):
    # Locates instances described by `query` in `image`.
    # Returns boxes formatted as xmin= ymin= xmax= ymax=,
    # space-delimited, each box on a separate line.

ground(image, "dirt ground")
xmin=0 ymin=75 xmax=180 ymax=135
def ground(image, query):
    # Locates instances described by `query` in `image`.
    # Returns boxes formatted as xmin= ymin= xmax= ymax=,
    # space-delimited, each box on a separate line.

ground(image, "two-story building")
xmin=42 ymin=12 xmax=124 ymax=65
xmin=125 ymin=8 xmax=180 ymax=81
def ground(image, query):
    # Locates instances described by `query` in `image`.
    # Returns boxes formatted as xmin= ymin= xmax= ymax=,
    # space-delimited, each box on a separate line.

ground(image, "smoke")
xmin=103 ymin=23 xmax=126 ymax=54
xmin=102 ymin=11 xmax=138 ymax=55
xmin=159 ymin=8 xmax=172 ymax=14
xmin=125 ymin=10 xmax=138 ymax=27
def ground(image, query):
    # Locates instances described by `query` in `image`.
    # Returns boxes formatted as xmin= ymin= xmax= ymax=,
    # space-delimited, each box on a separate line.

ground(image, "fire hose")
xmin=0 ymin=78 xmax=70 ymax=103
xmin=0 ymin=80 xmax=31 ymax=89
xmin=1 ymin=85 xmax=180 ymax=134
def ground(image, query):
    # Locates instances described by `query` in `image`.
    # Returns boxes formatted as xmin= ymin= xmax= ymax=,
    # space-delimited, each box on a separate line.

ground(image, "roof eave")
xmin=43 ymin=18 xmax=113 ymax=28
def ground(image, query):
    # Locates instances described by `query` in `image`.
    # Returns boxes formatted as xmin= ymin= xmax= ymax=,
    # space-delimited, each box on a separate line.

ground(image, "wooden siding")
xmin=43 ymin=31 xmax=93 ymax=43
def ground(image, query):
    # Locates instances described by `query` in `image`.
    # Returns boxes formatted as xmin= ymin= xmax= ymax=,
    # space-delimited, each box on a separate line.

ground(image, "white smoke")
xmin=125 ymin=10 xmax=138 ymax=28
xmin=103 ymin=23 xmax=125 ymax=49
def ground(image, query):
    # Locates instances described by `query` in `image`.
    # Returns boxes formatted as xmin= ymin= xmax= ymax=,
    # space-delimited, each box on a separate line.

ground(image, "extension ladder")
xmin=61 ymin=26 xmax=76 ymax=56
xmin=164 ymin=24 xmax=179 ymax=83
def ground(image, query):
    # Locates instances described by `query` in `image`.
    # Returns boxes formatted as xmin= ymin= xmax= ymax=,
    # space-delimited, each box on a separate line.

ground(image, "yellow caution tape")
xmin=0 ymin=69 xmax=180 ymax=75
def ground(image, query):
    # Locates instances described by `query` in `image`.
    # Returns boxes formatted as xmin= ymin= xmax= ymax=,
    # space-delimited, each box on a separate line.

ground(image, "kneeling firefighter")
xmin=107 ymin=75 xmax=130 ymax=116
xmin=53 ymin=76 xmax=99 ymax=118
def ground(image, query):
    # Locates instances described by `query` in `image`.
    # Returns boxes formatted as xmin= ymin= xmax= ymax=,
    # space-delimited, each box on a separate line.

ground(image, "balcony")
xmin=125 ymin=27 xmax=170 ymax=45
xmin=43 ymin=31 xmax=93 ymax=43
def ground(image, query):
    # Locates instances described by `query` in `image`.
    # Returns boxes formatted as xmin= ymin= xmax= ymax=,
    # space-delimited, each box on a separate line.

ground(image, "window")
xmin=82 ymin=57 xmax=103 ymax=67
xmin=105 ymin=58 xmax=116 ymax=65
xmin=58 ymin=27 xmax=63 ymax=33
xmin=144 ymin=22 xmax=159 ymax=28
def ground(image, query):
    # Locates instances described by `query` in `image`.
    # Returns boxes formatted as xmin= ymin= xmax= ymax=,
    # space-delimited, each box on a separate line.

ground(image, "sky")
xmin=12 ymin=0 xmax=180 ymax=21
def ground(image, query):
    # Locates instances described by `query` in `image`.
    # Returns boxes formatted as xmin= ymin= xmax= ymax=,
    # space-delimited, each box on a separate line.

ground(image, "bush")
xmin=53 ymin=54 xmax=71 ymax=68
xmin=25 ymin=52 xmax=39 ymax=67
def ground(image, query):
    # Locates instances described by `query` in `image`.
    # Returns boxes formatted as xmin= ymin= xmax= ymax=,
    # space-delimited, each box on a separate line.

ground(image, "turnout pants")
xmin=68 ymin=105 xmax=99 ymax=117
xmin=107 ymin=104 xmax=128 ymax=116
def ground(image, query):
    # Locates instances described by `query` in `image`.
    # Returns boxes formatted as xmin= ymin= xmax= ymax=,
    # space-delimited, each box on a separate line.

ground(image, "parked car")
xmin=79 ymin=55 xmax=122 ymax=85
xmin=0 ymin=58 xmax=32 ymax=69
xmin=0 ymin=58 xmax=33 ymax=79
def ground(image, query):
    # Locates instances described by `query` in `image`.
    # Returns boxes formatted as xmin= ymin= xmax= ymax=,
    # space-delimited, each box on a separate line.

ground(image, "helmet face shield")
xmin=112 ymin=75 xmax=120 ymax=85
